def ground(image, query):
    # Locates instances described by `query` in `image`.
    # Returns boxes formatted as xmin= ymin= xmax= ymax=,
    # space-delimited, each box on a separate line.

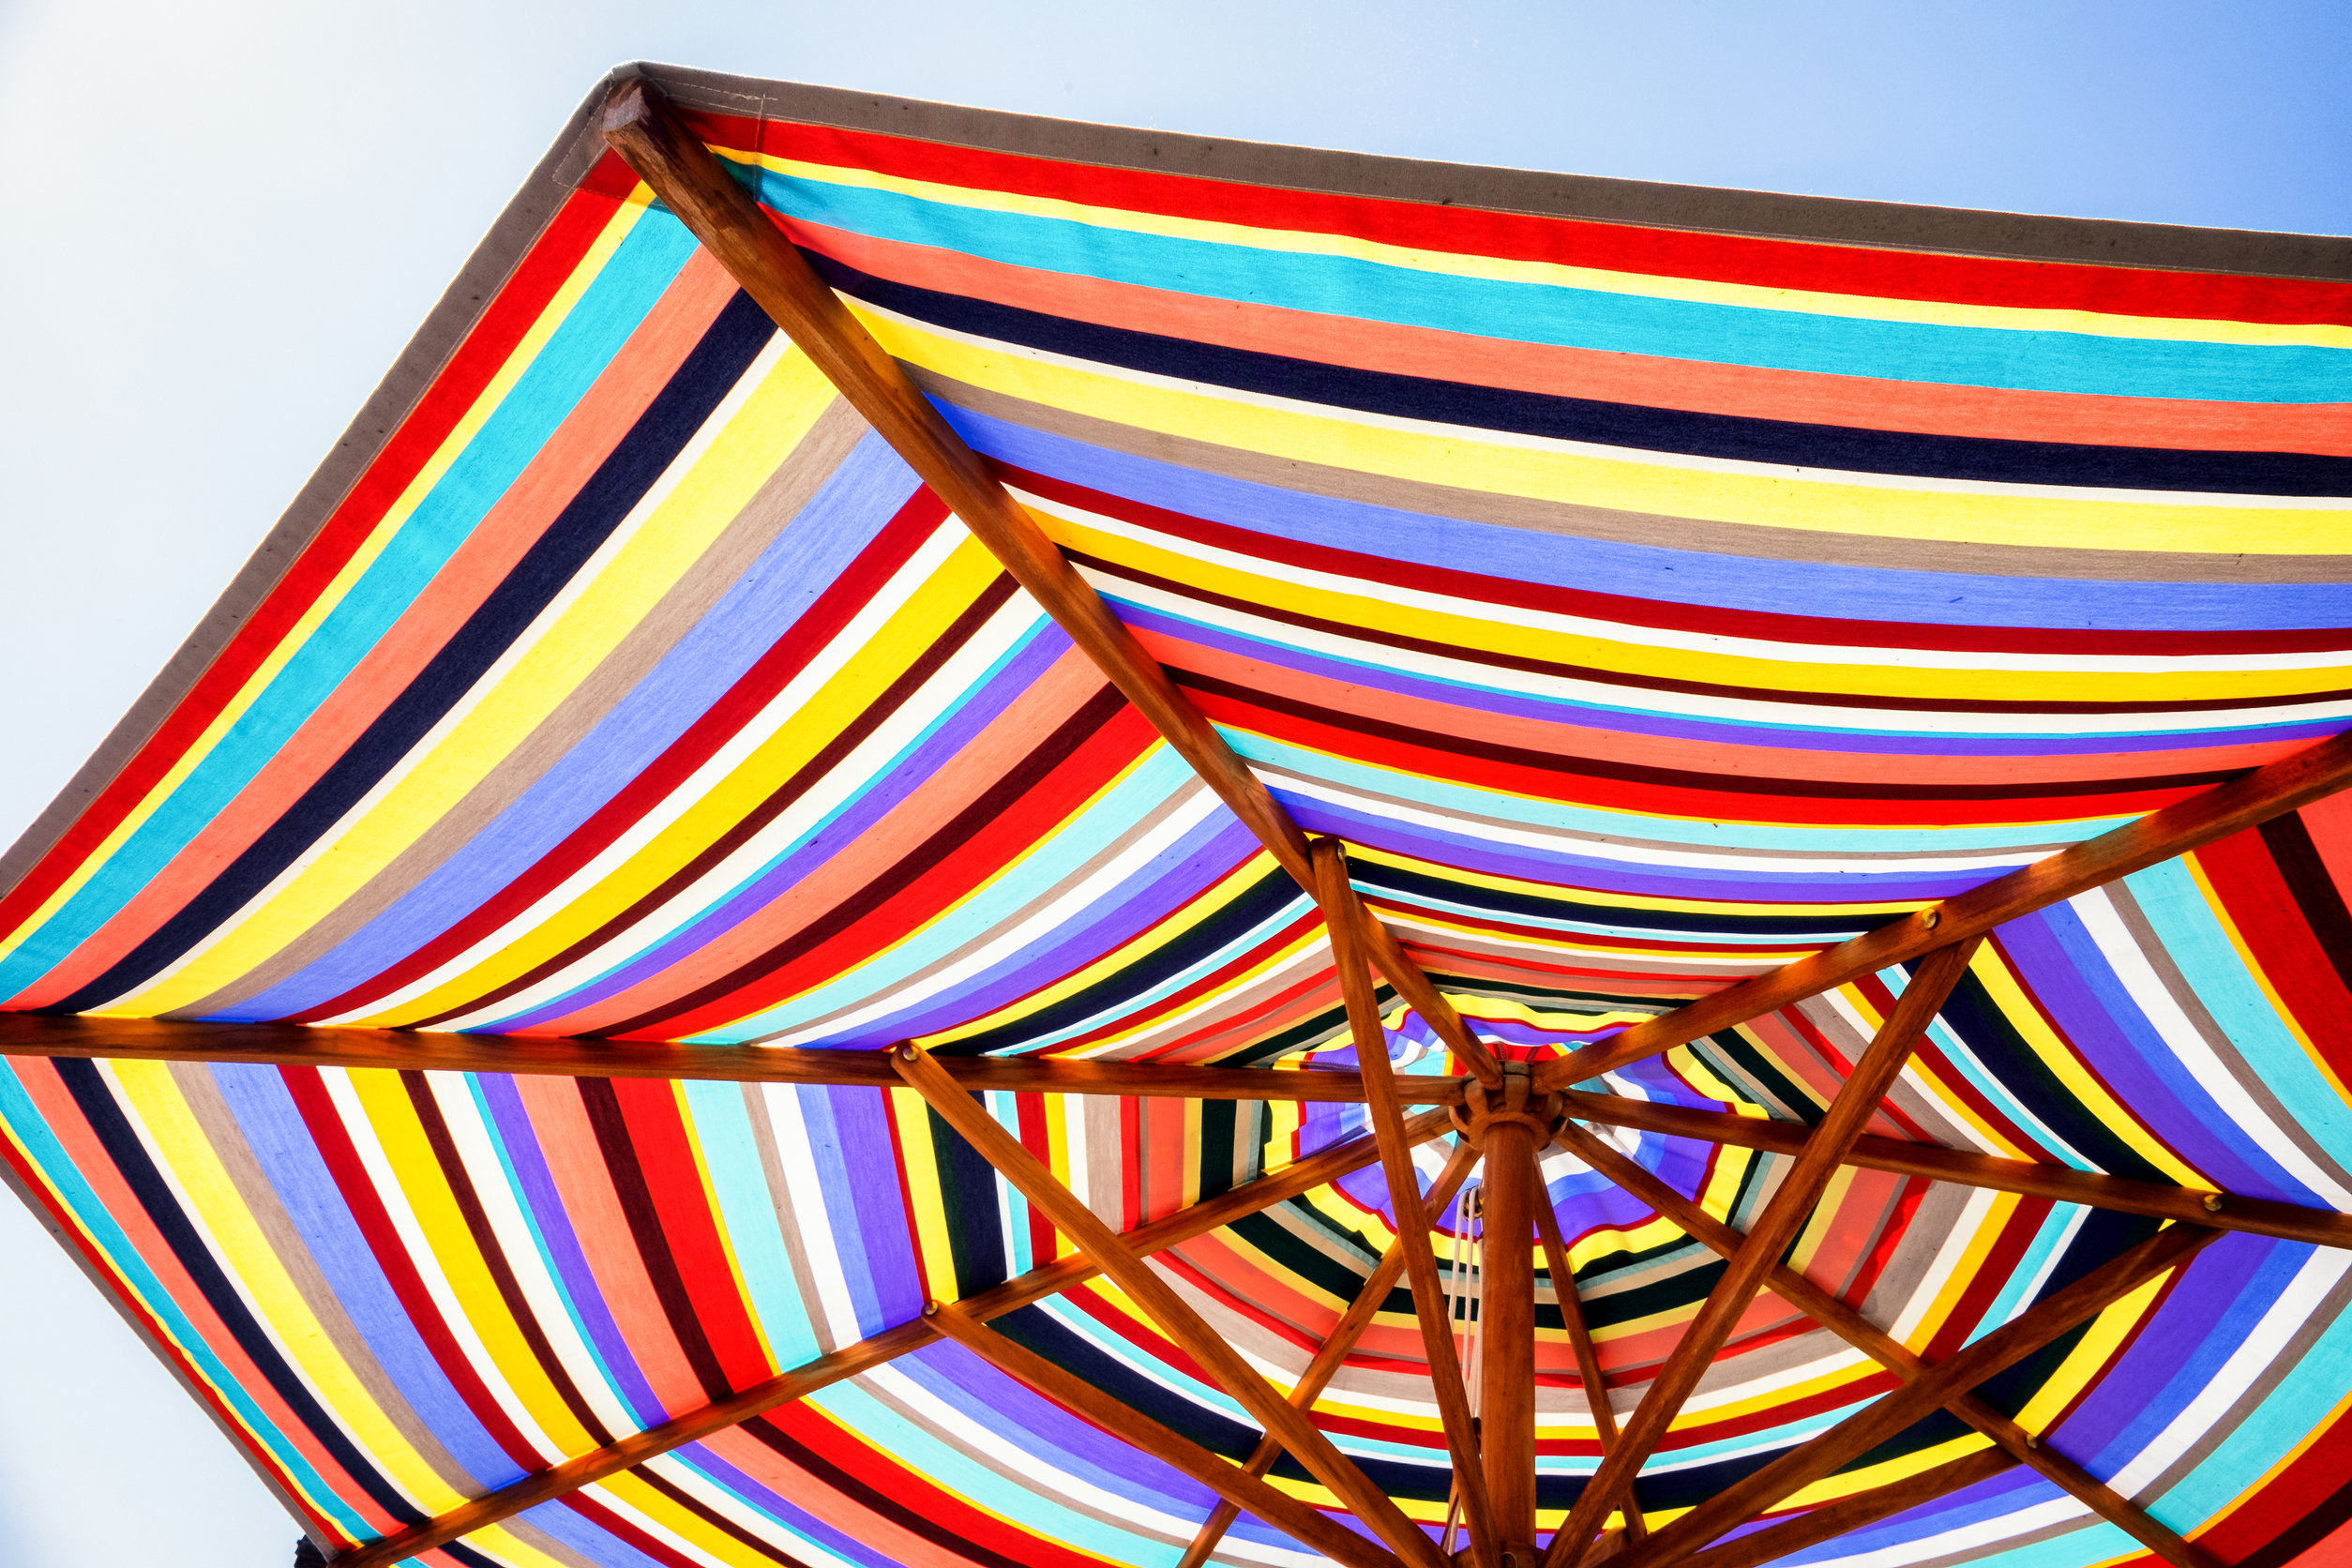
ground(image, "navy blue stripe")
xmin=806 ymin=252 xmax=2352 ymax=498
xmin=53 ymin=1059 xmax=427 ymax=1527
xmin=45 ymin=294 xmax=777 ymax=1016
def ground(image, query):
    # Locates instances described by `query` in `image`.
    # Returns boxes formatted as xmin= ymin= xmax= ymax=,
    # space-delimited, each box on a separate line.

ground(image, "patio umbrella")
xmin=2 ymin=62 xmax=2348 ymax=1568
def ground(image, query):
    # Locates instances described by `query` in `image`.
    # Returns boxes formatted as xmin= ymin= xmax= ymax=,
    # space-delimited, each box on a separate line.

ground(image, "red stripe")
xmin=2191 ymin=830 xmax=2352 ymax=1089
xmin=696 ymin=111 xmax=2352 ymax=324
xmin=1010 ymin=460 xmax=2352 ymax=658
xmin=1921 ymin=1196 xmax=2056 ymax=1363
xmin=618 ymin=701 xmax=1158 ymax=1040
xmin=608 ymin=1078 xmax=776 ymax=1392
xmin=276 ymin=1065 xmax=551 ymax=1472
xmin=279 ymin=485 xmax=944 ymax=1025
xmin=0 ymin=189 xmax=622 ymax=938
xmin=1188 ymin=685 xmax=2218 ymax=828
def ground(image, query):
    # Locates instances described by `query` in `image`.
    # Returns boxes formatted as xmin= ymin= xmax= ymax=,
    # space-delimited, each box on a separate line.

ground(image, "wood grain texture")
xmin=894 ymin=1041 xmax=1450 ymax=1568
xmin=1531 ymin=1188 xmax=1643 ymax=1543
xmin=927 ymin=1302 xmax=1406 ymax=1568
xmin=1612 ymin=1221 xmax=2222 ymax=1568
xmin=1550 ymin=1121 xmax=2212 ymax=1568
xmin=1678 ymin=1447 xmax=2019 ymax=1568
xmin=599 ymin=77 xmax=1504 ymax=1089
xmin=1317 ymin=838 xmax=1501 ymax=1567
xmin=1560 ymin=1088 xmax=2352 ymax=1249
xmin=1174 ymin=1141 xmax=1479 ymax=1568
xmin=1536 ymin=727 xmax=2352 ymax=1093
xmin=334 ymin=1106 xmax=1452 ymax=1567
xmin=1547 ymin=939 xmax=1979 ymax=1567
xmin=0 ymin=1013 xmax=1466 ymax=1102
xmin=1482 ymin=1117 xmax=1540 ymax=1547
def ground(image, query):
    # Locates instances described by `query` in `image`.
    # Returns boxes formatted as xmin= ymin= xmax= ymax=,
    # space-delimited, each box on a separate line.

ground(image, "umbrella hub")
xmin=1451 ymin=1060 xmax=1564 ymax=1148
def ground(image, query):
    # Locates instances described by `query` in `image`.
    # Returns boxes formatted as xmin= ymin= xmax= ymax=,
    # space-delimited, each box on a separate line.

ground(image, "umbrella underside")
xmin=2 ymin=62 xmax=2350 ymax=1568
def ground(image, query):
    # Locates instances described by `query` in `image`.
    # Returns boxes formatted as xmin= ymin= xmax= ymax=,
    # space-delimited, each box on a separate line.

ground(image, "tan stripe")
xmin=743 ymin=776 xmax=1213 ymax=1043
xmin=170 ymin=398 xmax=870 ymax=1018
xmin=743 ymin=1080 xmax=837 ymax=1356
xmin=919 ymin=369 xmax=2352 ymax=584
xmin=166 ymin=1061 xmax=485 ymax=1496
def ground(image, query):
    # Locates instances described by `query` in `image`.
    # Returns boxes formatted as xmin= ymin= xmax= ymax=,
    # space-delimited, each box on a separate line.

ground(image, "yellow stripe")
xmin=113 ymin=347 xmax=838 ymax=1017
xmin=1975 ymin=948 xmax=2208 ymax=1190
xmin=342 ymin=1070 xmax=593 ymax=1455
xmin=2013 ymin=1266 xmax=2171 ymax=1433
xmin=0 ymin=200 xmax=651 ymax=970
xmin=889 ymin=1086 xmax=960 ymax=1302
xmin=740 ymin=149 xmax=2352 ymax=352
xmin=881 ymin=309 xmax=2352 ymax=561
xmin=360 ymin=535 xmax=1009 ymax=1027
xmin=106 ymin=1060 xmax=465 ymax=1511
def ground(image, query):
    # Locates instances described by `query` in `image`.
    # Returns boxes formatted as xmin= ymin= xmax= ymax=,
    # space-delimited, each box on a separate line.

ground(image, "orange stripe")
xmin=11 ymin=250 xmax=744 ymax=1008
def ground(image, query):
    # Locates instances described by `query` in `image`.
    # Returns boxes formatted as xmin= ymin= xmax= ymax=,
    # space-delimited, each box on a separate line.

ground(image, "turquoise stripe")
xmin=1967 ymin=1205 xmax=2090 ymax=1345
xmin=998 ymin=892 xmax=1312 ymax=1054
xmin=2151 ymin=1257 xmax=2352 ymax=1529
xmin=0 ymin=212 xmax=702 ymax=1002
xmin=743 ymin=162 xmax=2352 ymax=404
xmin=808 ymin=1378 xmax=1176 ymax=1559
xmin=1919 ymin=1012 xmax=2102 ymax=1172
xmin=679 ymin=1080 xmax=821 ymax=1368
xmin=2127 ymin=858 xmax=2352 ymax=1189
xmin=700 ymin=746 xmax=1204 ymax=1042
xmin=482 ymin=610 xmax=1063 ymax=1036
xmin=983 ymin=1088 xmax=1037 ymax=1281
xmin=0 ymin=1065 xmax=366 ymax=1537
xmin=1226 ymin=731 xmax=2132 ymax=856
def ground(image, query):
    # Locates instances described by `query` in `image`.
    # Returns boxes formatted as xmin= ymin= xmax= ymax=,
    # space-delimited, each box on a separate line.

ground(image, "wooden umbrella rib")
xmin=893 ymin=1041 xmax=1451 ymax=1568
xmin=1316 ymin=838 xmax=1503 ymax=1568
xmin=331 ymin=1108 xmax=1452 ymax=1567
xmin=0 ymin=1013 xmax=1467 ymax=1104
xmin=1535 ymin=728 xmax=2352 ymax=1094
xmin=1613 ymin=1221 xmax=2223 ymax=1568
xmin=1530 ymin=1188 xmax=1642 ymax=1544
xmin=927 ymin=1302 xmax=1406 ymax=1568
xmin=1677 ymin=1446 xmax=2020 ymax=1568
xmin=1550 ymin=1120 xmax=2213 ymax=1568
xmin=1559 ymin=1088 xmax=2352 ymax=1249
xmin=1176 ymin=1139 xmax=1483 ymax=1568
xmin=596 ymin=75 xmax=1503 ymax=1092
xmin=1545 ymin=938 xmax=1981 ymax=1568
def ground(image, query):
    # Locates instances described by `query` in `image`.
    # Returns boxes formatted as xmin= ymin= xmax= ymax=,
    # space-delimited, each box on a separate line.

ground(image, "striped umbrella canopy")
xmin=3 ymin=62 xmax=2349 ymax=1568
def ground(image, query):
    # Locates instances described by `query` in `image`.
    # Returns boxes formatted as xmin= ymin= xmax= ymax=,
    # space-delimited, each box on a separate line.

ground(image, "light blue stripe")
xmin=0 ymin=1066 xmax=366 ymax=1536
xmin=1228 ymin=731 xmax=2133 ymax=856
xmin=747 ymin=161 xmax=2352 ymax=403
xmin=703 ymin=746 xmax=1206 ymax=1041
xmin=2126 ymin=857 xmax=2352 ymax=1187
xmin=680 ymin=1079 xmax=821 ymax=1368
xmin=0 ymin=213 xmax=703 ymax=998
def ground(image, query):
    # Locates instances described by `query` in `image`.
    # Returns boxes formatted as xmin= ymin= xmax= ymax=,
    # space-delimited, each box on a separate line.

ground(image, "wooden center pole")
xmin=1480 ymin=1108 xmax=1540 ymax=1558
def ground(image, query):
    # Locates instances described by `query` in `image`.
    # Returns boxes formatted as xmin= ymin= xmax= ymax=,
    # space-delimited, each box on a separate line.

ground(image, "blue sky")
xmin=0 ymin=3 xmax=2344 ymax=1564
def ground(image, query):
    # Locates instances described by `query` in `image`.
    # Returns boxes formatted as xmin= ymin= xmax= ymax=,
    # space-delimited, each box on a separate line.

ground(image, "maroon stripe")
xmin=1076 ymin=548 xmax=2352 ymax=718
xmin=396 ymin=1071 xmax=615 ymax=1448
xmin=1003 ymin=460 xmax=2352 ymax=658
xmin=1176 ymin=668 xmax=2238 ymax=804
xmin=285 ymin=488 xmax=952 ymax=1026
xmin=2259 ymin=812 xmax=2352 ymax=998
xmin=574 ymin=1078 xmax=734 ymax=1405
xmin=585 ymin=682 xmax=1127 ymax=1040
xmin=274 ymin=1067 xmax=552 ymax=1473
xmin=400 ymin=570 xmax=1021 ymax=1030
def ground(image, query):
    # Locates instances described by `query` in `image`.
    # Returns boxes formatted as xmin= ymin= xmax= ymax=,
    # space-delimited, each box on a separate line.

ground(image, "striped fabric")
xmin=4 ymin=65 xmax=2350 ymax=1568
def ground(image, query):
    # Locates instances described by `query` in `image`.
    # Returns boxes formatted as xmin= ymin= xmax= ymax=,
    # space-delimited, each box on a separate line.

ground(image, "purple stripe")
xmin=475 ymin=1074 xmax=668 ymax=1428
xmin=490 ymin=618 xmax=1070 ymax=1031
xmin=2005 ymin=908 xmax=2305 ymax=1201
xmin=1119 ymin=596 xmax=2344 ymax=759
